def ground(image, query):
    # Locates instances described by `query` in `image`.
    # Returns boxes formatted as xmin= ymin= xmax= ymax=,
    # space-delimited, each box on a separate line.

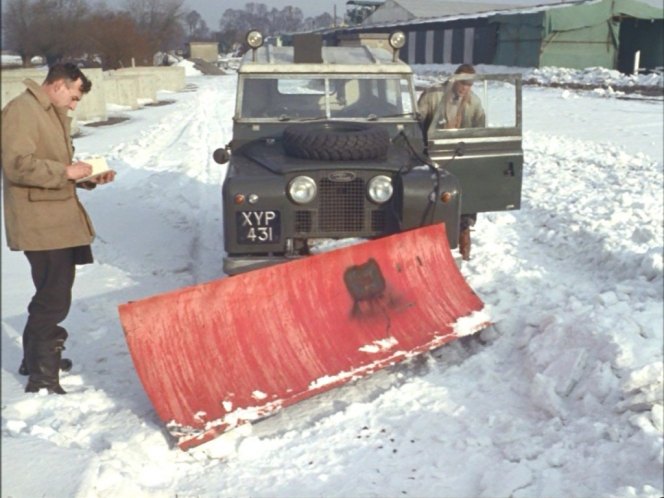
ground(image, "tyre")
xmin=282 ymin=122 xmax=390 ymax=161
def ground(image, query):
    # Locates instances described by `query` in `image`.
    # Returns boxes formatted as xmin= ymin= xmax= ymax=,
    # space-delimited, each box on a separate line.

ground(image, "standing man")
xmin=1 ymin=63 xmax=115 ymax=394
xmin=418 ymin=64 xmax=485 ymax=260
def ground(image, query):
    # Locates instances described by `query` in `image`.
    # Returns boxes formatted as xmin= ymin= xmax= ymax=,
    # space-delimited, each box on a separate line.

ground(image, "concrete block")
xmin=1 ymin=68 xmax=106 ymax=123
xmin=1 ymin=69 xmax=46 ymax=109
xmin=108 ymin=69 xmax=158 ymax=102
xmin=114 ymin=66 xmax=186 ymax=92
xmin=73 ymin=68 xmax=107 ymax=123
xmin=103 ymin=76 xmax=140 ymax=109
xmin=1 ymin=79 xmax=28 ymax=109
xmin=0 ymin=68 xmax=48 ymax=82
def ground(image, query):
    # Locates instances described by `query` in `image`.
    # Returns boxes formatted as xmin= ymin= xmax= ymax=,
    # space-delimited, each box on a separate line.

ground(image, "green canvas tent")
xmin=492 ymin=0 xmax=663 ymax=71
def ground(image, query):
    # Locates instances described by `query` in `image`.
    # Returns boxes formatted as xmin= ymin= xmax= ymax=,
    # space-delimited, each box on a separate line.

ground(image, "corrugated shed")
xmin=492 ymin=0 xmax=662 ymax=69
xmin=323 ymin=0 xmax=662 ymax=71
xmin=365 ymin=0 xmax=524 ymax=23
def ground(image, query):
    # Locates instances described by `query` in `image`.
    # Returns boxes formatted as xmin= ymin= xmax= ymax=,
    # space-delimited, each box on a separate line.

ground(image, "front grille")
xmin=295 ymin=211 xmax=312 ymax=233
xmin=319 ymin=178 xmax=365 ymax=232
xmin=371 ymin=210 xmax=386 ymax=232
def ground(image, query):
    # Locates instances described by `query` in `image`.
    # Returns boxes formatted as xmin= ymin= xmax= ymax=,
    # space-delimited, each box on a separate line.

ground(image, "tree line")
xmin=2 ymin=0 xmax=374 ymax=70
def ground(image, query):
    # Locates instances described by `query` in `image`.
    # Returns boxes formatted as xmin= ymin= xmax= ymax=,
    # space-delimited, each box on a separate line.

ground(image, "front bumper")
xmin=223 ymin=254 xmax=302 ymax=276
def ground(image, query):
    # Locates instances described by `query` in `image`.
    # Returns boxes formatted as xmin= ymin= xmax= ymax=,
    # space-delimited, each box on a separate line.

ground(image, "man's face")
xmin=51 ymin=79 xmax=84 ymax=110
xmin=453 ymin=80 xmax=473 ymax=99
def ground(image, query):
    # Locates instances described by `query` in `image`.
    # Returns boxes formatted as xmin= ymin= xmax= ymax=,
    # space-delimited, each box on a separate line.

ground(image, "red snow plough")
xmin=118 ymin=31 xmax=522 ymax=450
xmin=119 ymin=224 xmax=487 ymax=450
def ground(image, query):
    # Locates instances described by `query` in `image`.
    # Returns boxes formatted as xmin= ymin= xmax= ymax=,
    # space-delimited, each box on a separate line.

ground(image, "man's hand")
xmin=88 ymin=170 xmax=116 ymax=185
xmin=66 ymin=161 xmax=93 ymax=181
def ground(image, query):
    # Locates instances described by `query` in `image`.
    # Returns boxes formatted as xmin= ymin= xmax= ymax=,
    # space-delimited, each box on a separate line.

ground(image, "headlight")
xmin=368 ymin=175 xmax=393 ymax=203
xmin=288 ymin=176 xmax=317 ymax=204
xmin=246 ymin=30 xmax=264 ymax=49
xmin=389 ymin=31 xmax=406 ymax=50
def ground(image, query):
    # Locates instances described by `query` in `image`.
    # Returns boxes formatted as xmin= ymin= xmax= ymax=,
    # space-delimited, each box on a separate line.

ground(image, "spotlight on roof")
xmin=246 ymin=30 xmax=264 ymax=61
xmin=388 ymin=31 xmax=406 ymax=61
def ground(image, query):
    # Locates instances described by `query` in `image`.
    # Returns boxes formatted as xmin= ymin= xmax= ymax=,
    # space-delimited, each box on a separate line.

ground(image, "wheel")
xmin=282 ymin=122 xmax=390 ymax=161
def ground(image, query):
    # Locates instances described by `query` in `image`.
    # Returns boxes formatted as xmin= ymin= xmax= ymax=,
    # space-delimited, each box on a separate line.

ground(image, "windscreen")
xmin=240 ymin=75 xmax=416 ymax=120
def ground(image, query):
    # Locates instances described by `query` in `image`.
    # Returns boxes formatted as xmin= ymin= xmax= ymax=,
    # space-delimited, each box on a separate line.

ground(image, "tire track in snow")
xmin=180 ymin=77 xmax=236 ymax=283
xmin=97 ymin=76 xmax=236 ymax=286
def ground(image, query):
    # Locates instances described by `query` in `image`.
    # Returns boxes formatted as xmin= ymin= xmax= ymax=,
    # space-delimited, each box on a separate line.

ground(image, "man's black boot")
xmin=19 ymin=357 xmax=72 ymax=376
xmin=24 ymin=339 xmax=67 ymax=395
xmin=459 ymin=227 xmax=471 ymax=261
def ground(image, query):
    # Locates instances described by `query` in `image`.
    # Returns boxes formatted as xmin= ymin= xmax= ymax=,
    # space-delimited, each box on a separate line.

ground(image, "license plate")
xmin=237 ymin=210 xmax=280 ymax=244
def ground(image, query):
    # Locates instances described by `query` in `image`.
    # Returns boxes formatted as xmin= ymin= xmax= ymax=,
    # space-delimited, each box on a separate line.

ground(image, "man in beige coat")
xmin=1 ymin=63 xmax=115 ymax=394
xmin=418 ymin=64 xmax=485 ymax=260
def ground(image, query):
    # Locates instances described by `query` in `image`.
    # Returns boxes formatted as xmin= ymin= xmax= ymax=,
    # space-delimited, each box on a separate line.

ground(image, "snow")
xmin=1 ymin=54 xmax=45 ymax=67
xmin=174 ymin=59 xmax=203 ymax=77
xmin=414 ymin=63 xmax=664 ymax=94
xmin=2 ymin=66 xmax=663 ymax=497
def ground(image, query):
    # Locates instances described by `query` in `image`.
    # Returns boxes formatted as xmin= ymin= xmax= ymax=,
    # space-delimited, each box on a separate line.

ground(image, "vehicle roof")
xmin=239 ymin=45 xmax=413 ymax=74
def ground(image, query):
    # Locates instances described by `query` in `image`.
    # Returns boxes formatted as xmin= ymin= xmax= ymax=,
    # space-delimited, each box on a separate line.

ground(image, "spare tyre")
xmin=283 ymin=122 xmax=390 ymax=161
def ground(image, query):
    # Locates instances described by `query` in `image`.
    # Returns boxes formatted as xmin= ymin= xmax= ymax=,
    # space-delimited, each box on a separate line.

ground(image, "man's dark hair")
xmin=455 ymin=64 xmax=476 ymax=75
xmin=44 ymin=63 xmax=92 ymax=93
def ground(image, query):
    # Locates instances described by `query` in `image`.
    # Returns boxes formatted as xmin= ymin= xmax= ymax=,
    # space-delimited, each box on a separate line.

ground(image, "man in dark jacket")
xmin=417 ymin=64 xmax=485 ymax=260
xmin=1 ymin=63 xmax=115 ymax=394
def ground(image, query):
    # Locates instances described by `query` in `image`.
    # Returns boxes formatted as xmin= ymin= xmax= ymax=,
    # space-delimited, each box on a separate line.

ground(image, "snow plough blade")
xmin=118 ymin=223 xmax=488 ymax=450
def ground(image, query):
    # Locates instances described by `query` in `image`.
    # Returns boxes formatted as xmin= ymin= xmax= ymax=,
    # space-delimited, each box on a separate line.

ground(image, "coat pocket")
xmin=28 ymin=187 xmax=73 ymax=202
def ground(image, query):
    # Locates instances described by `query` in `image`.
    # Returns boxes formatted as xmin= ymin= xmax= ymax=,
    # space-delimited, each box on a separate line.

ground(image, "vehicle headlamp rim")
xmin=288 ymin=175 xmax=317 ymax=204
xmin=246 ymin=30 xmax=264 ymax=49
xmin=367 ymin=174 xmax=394 ymax=203
xmin=389 ymin=31 xmax=406 ymax=50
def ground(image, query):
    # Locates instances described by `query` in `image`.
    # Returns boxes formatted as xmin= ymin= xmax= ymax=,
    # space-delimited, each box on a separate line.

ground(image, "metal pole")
xmin=633 ymin=50 xmax=641 ymax=74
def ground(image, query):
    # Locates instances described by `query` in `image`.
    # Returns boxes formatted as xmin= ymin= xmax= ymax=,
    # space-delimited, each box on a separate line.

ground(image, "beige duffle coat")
xmin=1 ymin=79 xmax=95 ymax=251
xmin=418 ymin=81 xmax=486 ymax=137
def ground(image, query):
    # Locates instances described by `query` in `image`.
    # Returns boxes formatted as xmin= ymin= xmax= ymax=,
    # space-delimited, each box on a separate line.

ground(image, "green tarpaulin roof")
xmin=493 ymin=0 xmax=663 ymax=30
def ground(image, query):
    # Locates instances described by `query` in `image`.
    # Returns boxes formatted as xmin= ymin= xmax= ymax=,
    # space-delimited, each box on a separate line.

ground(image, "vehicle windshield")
xmin=239 ymin=75 xmax=416 ymax=120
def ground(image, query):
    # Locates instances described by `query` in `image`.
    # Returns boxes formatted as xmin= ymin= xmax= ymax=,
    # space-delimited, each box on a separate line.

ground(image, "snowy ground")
xmin=414 ymin=63 xmax=664 ymax=96
xmin=2 ymin=67 xmax=662 ymax=497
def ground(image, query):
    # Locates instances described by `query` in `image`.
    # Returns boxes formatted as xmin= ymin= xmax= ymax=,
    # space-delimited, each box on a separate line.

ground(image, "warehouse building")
xmin=328 ymin=0 xmax=663 ymax=72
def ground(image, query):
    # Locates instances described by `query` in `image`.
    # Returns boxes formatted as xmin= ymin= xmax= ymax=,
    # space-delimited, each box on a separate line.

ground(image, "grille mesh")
xmin=371 ymin=210 xmax=386 ymax=232
xmin=319 ymin=178 xmax=365 ymax=232
xmin=295 ymin=211 xmax=312 ymax=233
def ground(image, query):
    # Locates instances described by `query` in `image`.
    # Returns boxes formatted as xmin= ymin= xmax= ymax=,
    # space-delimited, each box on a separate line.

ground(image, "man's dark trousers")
xmin=22 ymin=248 xmax=77 ymax=390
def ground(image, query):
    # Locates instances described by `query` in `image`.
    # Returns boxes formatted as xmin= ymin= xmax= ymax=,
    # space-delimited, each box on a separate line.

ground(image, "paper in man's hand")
xmin=76 ymin=157 xmax=115 ymax=183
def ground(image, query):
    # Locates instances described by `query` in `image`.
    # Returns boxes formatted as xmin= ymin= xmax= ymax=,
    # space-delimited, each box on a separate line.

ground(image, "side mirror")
xmin=213 ymin=148 xmax=230 ymax=164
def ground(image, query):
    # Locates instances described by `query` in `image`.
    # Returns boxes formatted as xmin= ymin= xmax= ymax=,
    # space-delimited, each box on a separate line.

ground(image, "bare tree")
xmin=192 ymin=20 xmax=211 ymax=40
xmin=2 ymin=0 xmax=90 ymax=66
xmin=302 ymin=12 xmax=335 ymax=31
xmin=185 ymin=9 xmax=201 ymax=37
xmin=84 ymin=9 xmax=153 ymax=69
xmin=2 ymin=0 xmax=39 ymax=66
xmin=124 ymin=0 xmax=186 ymax=53
xmin=215 ymin=28 xmax=242 ymax=54
xmin=272 ymin=5 xmax=303 ymax=33
xmin=218 ymin=3 xmax=305 ymax=47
